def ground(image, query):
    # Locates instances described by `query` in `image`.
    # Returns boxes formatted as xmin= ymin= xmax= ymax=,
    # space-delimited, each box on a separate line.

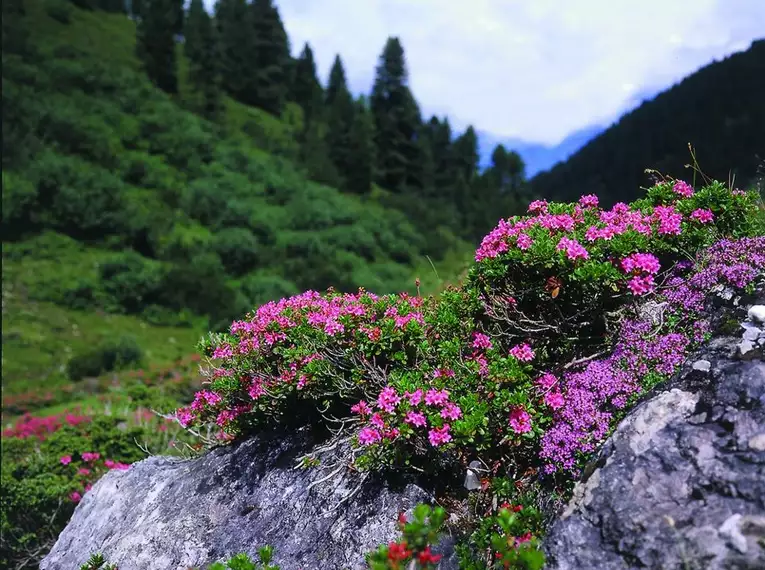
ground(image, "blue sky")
xmin=205 ymin=0 xmax=763 ymax=148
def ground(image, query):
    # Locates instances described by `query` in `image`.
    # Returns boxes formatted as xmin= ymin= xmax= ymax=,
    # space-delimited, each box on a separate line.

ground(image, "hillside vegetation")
xmin=531 ymin=39 xmax=765 ymax=205
xmin=0 ymin=0 xmax=497 ymax=398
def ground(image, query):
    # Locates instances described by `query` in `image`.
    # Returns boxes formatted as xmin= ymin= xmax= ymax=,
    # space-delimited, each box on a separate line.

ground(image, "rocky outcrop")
xmin=40 ymin=431 xmax=451 ymax=570
xmin=543 ymin=309 xmax=765 ymax=570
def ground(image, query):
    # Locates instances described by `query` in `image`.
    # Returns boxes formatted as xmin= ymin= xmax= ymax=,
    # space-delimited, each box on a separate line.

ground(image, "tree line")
xmin=134 ymin=0 xmax=532 ymax=245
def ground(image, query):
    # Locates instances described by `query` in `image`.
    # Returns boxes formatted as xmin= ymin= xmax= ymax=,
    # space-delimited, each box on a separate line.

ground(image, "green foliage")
xmin=99 ymin=251 xmax=165 ymax=314
xmin=207 ymin=547 xmax=279 ymax=570
xmin=240 ymin=272 xmax=300 ymax=308
xmin=367 ymin=504 xmax=448 ymax=569
xmin=67 ymin=336 xmax=144 ymax=380
xmin=136 ymin=0 xmax=181 ymax=94
xmin=45 ymin=0 xmax=72 ymax=23
xmin=79 ymin=553 xmax=117 ymax=570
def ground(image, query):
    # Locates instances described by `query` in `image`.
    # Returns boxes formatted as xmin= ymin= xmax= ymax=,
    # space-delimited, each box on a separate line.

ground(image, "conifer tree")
xmin=346 ymin=97 xmax=376 ymax=194
xmin=325 ymin=55 xmax=356 ymax=190
xmin=185 ymin=0 xmax=222 ymax=121
xmin=370 ymin=37 xmax=421 ymax=193
xmin=291 ymin=43 xmax=324 ymax=127
xmin=450 ymin=126 xmax=479 ymax=226
xmin=247 ymin=0 xmax=291 ymax=115
xmin=136 ymin=0 xmax=182 ymax=94
xmin=99 ymin=0 xmax=126 ymax=13
xmin=215 ymin=0 xmax=249 ymax=101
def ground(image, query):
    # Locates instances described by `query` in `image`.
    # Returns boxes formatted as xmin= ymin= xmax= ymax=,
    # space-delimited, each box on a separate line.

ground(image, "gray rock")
xmin=692 ymin=359 xmax=712 ymax=373
xmin=738 ymin=339 xmax=759 ymax=360
xmin=543 ymin=341 xmax=765 ymax=569
xmin=747 ymin=305 xmax=765 ymax=324
xmin=41 ymin=431 xmax=454 ymax=570
xmin=742 ymin=327 xmax=762 ymax=342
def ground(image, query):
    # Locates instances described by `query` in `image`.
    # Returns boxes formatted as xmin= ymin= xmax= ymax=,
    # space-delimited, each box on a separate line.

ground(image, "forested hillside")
xmin=2 ymin=0 xmax=531 ymax=343
xmin=530 ymin=39 xmax=765 ymax=205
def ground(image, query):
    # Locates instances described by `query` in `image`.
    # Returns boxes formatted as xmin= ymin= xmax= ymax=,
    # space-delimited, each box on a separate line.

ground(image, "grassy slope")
xmin=2 ymin=1 xmax=473 ymax=419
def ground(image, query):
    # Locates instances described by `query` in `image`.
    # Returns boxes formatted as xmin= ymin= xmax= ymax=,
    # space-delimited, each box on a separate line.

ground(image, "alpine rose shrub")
xmin=179 ymin=181 xmax=762 ymax=477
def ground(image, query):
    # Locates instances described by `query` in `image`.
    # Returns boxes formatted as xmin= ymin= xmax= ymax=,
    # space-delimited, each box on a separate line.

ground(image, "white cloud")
xmin=206 ymin=0 xmax=764 ymax=146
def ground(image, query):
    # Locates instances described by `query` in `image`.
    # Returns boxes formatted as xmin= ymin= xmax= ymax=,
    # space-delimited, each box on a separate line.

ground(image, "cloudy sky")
xmin=209 ymin=0 xmax=764 ymax=147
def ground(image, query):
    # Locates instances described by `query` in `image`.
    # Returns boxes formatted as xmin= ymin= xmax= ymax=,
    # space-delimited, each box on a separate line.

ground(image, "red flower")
xmin=397 ymin=512 xmax=408 ymax=529
xmin=417 ymin=546 xmax=442 ymax=565
xmin=387 ymin=541 xmax=412 ymax=562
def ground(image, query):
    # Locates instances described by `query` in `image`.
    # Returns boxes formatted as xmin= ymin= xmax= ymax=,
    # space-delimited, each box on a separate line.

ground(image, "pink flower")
xmin=216 ymin=410 xmax=236 ymax=427
xmin=370 ymin=413 xmax=385 ymax=429
xmin=732 ymin=189 xmax=746 ymax=197
xmin=579 ymin=194 xmax=599 ymax=209
xmin=70 ymin=491 xmax=82 ymax=503
xmin=621 ymin=253 xmax=661 ymax=275
xmin=377 ymin=386 xmax=401 ymax=413
xmin=351 ymin=400 xmax=372 ymax=416
xmin=509 ymin=407 xmax=532 ymax=434
xmin=358 ymin=427 xmax=382 ymax=446
xmin=672 ymin=180 xmax=694 ymax=198
xmin=472 ymin=332 xmax=493 ymax=350
xmin=212 ymin=344 xmax=233 ymax=360
xmin=440 ymin=403 xmax=462 ymax=420
xmin=528 ymin=200 xmax=548 ymax=214
xmin=425 ymin=389 xmax=450 ymax=406
xmin=627 ymin=275 xmax=655 ymax=296
xmin=428 ymin=424 xmax=452 ymax=447
xmin=77 ymin=468 xmax=91 ymax=476
xmin=432 ymin=368 xmax=455 ymax=379
xmin=248 ymin=378 xmax=265 ymax=400
xmin=404 ymin=411 xmax=427 ymax=427
xmin=652 ymin=205 xmax=683 ymax=235
xmin=536 ymin=373 xmax=558 ymax=389
xmin=324 ymin=319 xmax=344 ymax=336
xmin=690 ymin=208 xmax=714 ymax=224
xmin=516 ymin=233 xmax=533 ymax=250
xmin=405 ymin=389 xmax=423 ymax=406
xmin=556 ymin=237 xmax=589 ymax=261
xmin=60 ymin=455 xmax=72 ymax=465
xmin=510 ymin=343 xmax=535 ymax=362
xmin=544 ymin=391 xmax=565 ymax=410
xmin=176 ymin=407 xmax=194 ymax=427
xmin=81 ymin=452 xmax=100 ymax=462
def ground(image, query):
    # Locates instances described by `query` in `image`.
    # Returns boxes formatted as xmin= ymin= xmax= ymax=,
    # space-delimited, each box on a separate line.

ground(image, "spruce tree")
xmin=215 ymin=0 xmax=249 ymax=102
xmin=185 ymin=0 xmax=222 ymax=121
xmin=292 ymin=43 xmax=324 ymax=126
xmin=325 ymin=55 xmax=356 ymax=190
xmin=450 ymin=126 xmax=479 ymax=227
xmin=136 ymin=0 xmax=182 ymax=94
xmin=325 ymin=55 xmax=347 ymax=107
xmin=247 ymin=0 xmax=291 ymax=115
xmin=99 ymin=0 xmax=126 ymax=13
xmin=370 ymin=37 xmax=421 ymax=194
xmin=346 ymin=97 xmax=376 ymax=194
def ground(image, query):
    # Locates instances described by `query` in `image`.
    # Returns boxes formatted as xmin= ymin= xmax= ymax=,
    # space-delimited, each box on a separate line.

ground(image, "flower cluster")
xmin=539 ymin=235 xmax=765 ymax=473
xmin=61 ymin=451 xmax=132 ymax=502
xmin=2 ymin=412 xmax=91 ymax=440
xmin=178 ymin=180 xmax=759 ymax=480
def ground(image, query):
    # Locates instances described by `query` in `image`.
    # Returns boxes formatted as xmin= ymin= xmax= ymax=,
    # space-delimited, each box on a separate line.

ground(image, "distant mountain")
xmin=529 ymin=39 xmax=765 ymax=206
xmin=478 ymin=125 xmax=603 ymax=177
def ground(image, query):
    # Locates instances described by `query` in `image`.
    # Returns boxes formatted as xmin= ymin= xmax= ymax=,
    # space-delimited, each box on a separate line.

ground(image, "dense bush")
xmin=213 ymin=228 xmax=261 ymax=277
xmin=99 ymin=251 xmax=165 ymax=314
xmin=178 ymin=180 xmax=763 ymax=565
xmin=67 ymin=336 xmax=144 ymax=380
